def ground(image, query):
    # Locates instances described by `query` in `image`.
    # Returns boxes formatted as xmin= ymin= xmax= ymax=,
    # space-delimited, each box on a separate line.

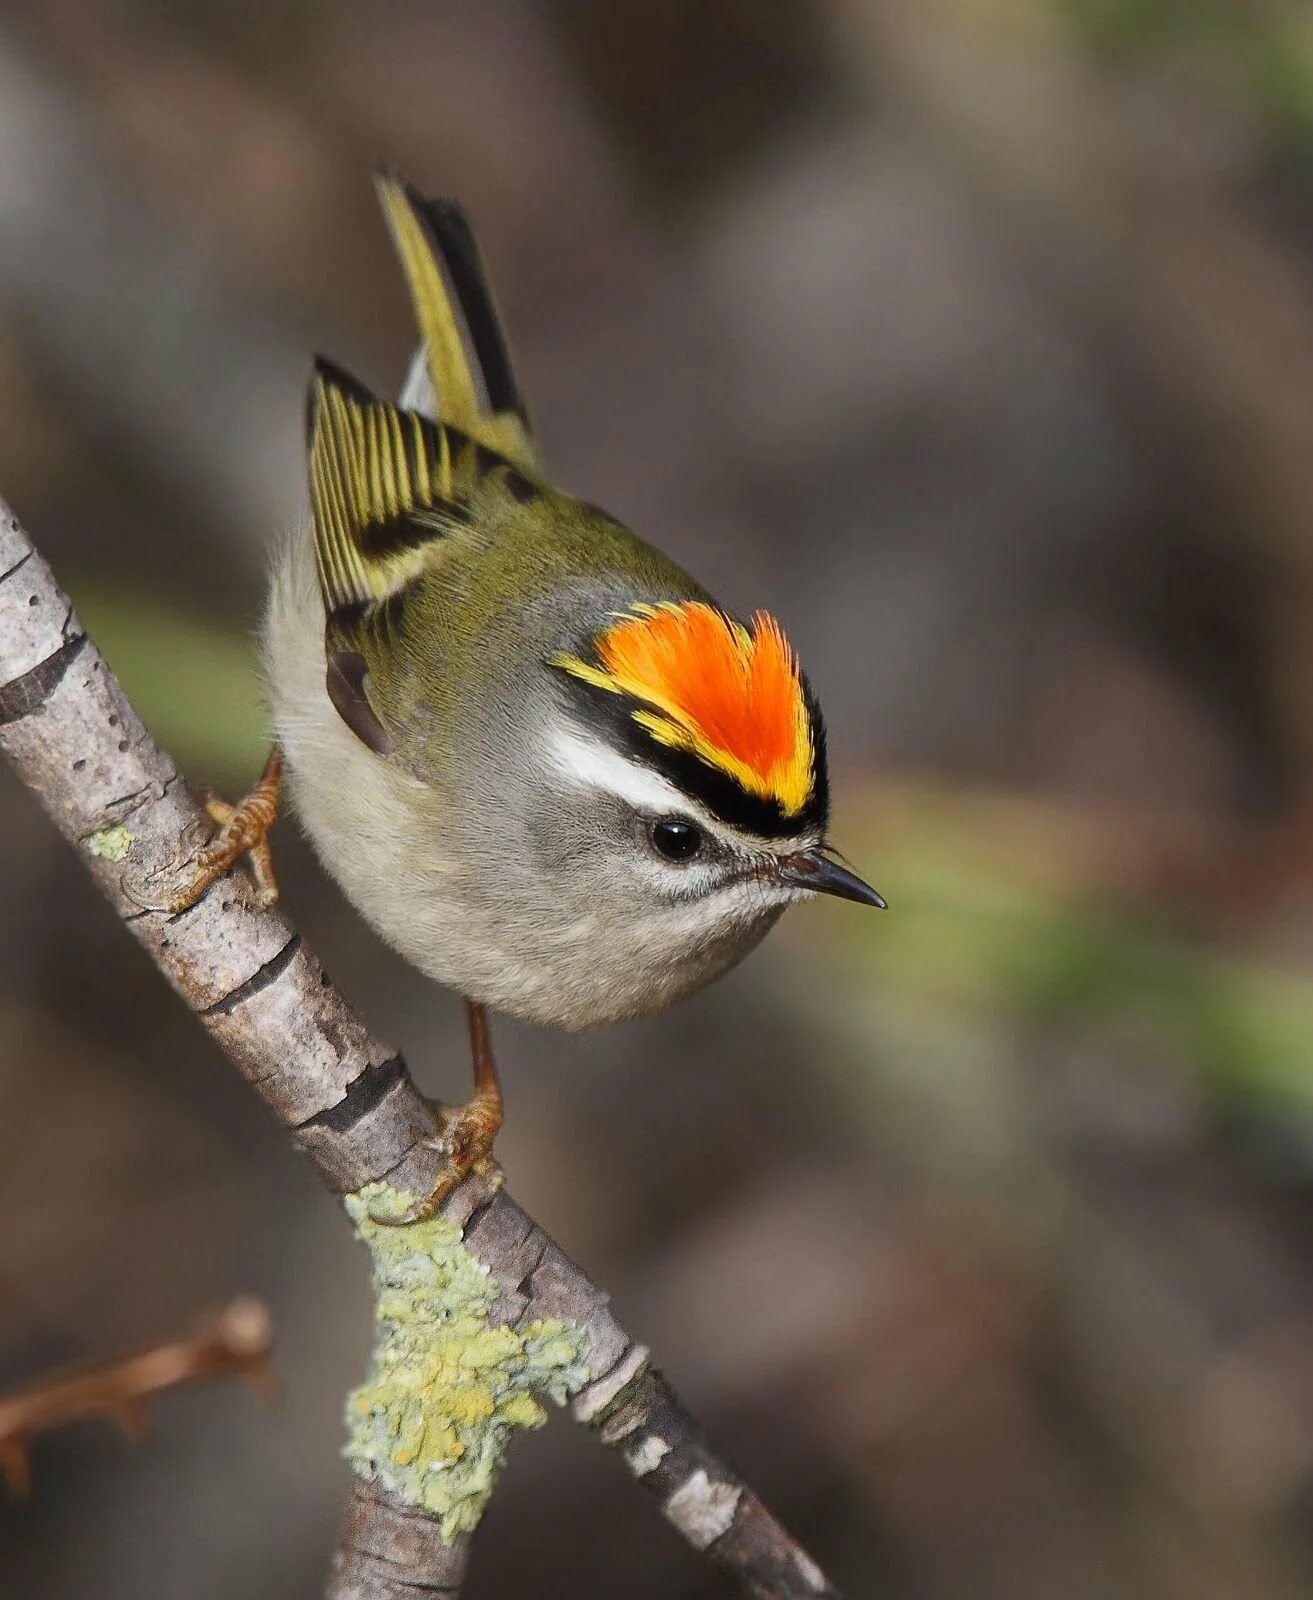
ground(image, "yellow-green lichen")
xmin=343 ymin=1182 xmax=589 ymax=1540
xmin=83 ymin=825 xmax=134 ymax=862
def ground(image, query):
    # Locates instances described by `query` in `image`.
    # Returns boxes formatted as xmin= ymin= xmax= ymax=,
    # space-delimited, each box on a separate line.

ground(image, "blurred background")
xmin=2 ymin=1 xmax=1313 ymax=1595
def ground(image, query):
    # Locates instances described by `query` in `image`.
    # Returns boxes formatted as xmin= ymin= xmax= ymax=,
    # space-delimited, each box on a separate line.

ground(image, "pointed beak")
xmin=775 ymin=847 xmax=887 ymax=909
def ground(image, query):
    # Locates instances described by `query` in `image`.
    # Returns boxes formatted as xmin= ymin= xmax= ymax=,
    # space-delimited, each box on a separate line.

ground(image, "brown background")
xmin=2 ymin=2 xmax=1313 ymax=1596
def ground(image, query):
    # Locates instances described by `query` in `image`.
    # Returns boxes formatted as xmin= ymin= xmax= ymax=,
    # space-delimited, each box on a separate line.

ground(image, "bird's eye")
xmin=650 ymin=817 xmax=703 ymax=862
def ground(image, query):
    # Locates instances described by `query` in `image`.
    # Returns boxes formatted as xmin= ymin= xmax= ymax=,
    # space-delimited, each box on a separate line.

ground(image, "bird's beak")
xmin=775 ymin=847 xmax=887 ymax=909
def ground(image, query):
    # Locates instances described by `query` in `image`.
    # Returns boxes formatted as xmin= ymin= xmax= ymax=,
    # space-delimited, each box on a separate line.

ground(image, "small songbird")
xmin=177 ymin=174 xmax=884 ymax=1219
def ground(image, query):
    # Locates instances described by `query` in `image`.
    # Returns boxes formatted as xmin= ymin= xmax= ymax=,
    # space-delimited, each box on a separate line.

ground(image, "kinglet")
xmin=178 ymin=175 xmax=884 ymax=1219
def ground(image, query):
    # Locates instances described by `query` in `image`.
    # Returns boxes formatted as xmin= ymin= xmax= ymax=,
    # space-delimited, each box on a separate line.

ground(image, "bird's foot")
xmin=170 ymin=744 xmax=283 ymax=913
xmin=371 ymin=1093 xmax=504 ymax=1227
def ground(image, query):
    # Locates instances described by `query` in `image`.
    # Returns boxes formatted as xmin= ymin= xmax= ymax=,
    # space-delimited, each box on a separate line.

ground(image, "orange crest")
xmin=555 ymin=602 xmax=815 ymax=816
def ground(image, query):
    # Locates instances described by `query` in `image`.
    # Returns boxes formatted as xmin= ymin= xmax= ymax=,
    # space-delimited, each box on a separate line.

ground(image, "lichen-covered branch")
xmin=0 ymin=1297 xmax=272 ymax=1496
xmin=0 ymin=499 xmax=841 ymax=1600
xmin=343 ymin=1185 xmax=591 ymax=1541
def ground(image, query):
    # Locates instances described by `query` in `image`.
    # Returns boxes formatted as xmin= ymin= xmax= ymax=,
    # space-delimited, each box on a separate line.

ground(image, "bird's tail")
xmin=374 ymin=171 xmax=538 ymax=475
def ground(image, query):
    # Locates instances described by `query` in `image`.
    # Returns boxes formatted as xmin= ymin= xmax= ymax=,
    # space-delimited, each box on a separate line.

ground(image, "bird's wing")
xmin=306 ymin=357 xmax=472 ymax=618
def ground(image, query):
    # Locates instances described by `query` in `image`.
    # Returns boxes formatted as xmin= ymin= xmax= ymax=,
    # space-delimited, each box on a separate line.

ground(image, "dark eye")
xmin=650 ymin=816 xmax=703 ymax=862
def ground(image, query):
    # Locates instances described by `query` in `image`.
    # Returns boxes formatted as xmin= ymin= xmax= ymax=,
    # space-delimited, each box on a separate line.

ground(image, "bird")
xmin=175 ymin=173 xmax=885 ymax=1222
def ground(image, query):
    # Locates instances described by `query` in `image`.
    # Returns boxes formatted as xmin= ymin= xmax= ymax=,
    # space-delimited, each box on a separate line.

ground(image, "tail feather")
xmin=374 ymin=172 xmax=538 ymax=474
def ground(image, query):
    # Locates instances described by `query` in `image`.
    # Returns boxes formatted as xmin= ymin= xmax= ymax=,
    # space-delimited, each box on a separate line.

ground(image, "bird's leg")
xmin=171 ymin=743 xmax=284 ymax=912
xmin=374 ymin=1001 xmax=505 ymax=1226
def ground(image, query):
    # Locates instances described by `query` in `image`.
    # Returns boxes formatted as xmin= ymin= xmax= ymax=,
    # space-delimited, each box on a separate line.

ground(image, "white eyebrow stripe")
xmin=548 ymin=725 xmax=818 ymax=855
xmin=550 ymin=725 xmax=715 ymax=823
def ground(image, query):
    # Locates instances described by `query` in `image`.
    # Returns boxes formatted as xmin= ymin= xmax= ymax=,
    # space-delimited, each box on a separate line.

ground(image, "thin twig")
xmin=0 ymin=499 xmax=840 ymax=1600
xmin=0 ymin=1297 xmax=273 ymax=1496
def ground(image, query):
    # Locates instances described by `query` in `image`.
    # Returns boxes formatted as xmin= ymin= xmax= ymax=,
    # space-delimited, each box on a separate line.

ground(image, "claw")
xmin=371 ymin=1002 xmax=505 ymax=1227
xmin=171 ymin=744 xmax=283 ymax=912
xmin=370 ymin=1103 xmax=503 ymax=1227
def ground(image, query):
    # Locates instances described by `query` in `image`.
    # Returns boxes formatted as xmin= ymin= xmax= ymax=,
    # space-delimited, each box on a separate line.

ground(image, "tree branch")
xmin=0 ymin=499 xmax=841 ymax=1600
xmin=0 ymin=1297 xmax=273 ymax=1497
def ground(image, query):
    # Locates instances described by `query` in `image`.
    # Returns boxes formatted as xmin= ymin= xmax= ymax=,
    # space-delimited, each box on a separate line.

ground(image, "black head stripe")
xmin=559 ymin=673 xmax=828 ymax=840
xmin=802 ymin=676 xmax=830 ymax=832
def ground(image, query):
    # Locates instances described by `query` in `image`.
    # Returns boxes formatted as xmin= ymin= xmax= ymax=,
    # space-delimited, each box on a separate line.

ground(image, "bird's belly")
xmin=394 ymin=896 xmax=777 ymax=1031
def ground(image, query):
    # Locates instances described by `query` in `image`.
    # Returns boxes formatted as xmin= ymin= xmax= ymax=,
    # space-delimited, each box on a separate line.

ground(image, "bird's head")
xmin=542 ymin=599 xmax=884 ymax=928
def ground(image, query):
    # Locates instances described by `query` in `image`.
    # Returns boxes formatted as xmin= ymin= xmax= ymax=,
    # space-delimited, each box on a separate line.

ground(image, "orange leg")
xmin=373 ymin=1000 xmax=505 ymax=1226
xmin=171 ymin=743 xmax=284 ymax=912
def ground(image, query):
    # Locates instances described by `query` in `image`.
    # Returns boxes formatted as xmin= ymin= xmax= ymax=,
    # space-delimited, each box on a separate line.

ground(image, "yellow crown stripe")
xmin=630 ymin=709 xmax=812 ymax=814
xmin=628 ymin=708 xmax=805 ymax=810
xmin=556 ymin=637 xmax=760 ymax=777
xmin=554 ymin=628 xmax=814 ymax=817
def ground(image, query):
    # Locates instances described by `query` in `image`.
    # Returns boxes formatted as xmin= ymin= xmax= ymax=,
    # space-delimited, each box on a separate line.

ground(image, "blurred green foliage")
xmin=805 ymin=788 xmax=1313 ymax=1148
xmin=1061 ymin=0 xmax=1313 ymax=144
xmin=69 ymin=575 xmax=267 ymax=782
